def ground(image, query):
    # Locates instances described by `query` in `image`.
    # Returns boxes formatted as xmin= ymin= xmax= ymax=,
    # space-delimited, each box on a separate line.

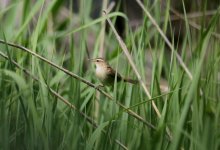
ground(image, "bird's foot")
xmin=95 ymin=84 xmax=104 ymax=89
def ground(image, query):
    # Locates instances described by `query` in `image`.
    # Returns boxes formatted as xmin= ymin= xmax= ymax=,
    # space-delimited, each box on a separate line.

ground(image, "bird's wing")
xmin=107 ymin=66 xmax=122 ymax=81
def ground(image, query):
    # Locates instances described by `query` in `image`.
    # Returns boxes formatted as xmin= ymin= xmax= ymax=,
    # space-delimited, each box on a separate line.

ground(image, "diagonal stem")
xmin=0 ymin=39 xmax=155 ymax=130
xmin=0 ymin=50 xmax=128 ymax=149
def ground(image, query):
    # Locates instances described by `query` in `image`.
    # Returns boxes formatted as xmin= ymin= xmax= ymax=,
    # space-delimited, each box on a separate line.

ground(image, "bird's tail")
xmin=123 ymin=78 xmax=139 ymax=84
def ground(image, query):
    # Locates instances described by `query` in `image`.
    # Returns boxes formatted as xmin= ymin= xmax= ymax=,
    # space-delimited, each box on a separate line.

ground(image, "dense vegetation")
xmin=0 ymin=0 xmax=220 ymax=149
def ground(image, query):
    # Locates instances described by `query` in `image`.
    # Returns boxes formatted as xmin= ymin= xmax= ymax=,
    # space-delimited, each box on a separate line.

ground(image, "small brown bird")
xmin=90 ymin=58 xmax=138 ymax=86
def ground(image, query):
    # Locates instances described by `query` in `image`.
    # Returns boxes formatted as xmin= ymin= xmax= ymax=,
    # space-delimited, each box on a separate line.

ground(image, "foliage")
xmin=0 ymin=0 xmax=220 ymax=149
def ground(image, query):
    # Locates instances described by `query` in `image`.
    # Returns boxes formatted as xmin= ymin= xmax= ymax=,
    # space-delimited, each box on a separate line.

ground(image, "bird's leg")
xmin=95 ymin=84 xmax=104 ymax=89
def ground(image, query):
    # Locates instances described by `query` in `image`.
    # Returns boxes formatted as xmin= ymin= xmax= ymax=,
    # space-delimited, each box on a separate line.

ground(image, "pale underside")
xmin=95 ymin=64 xmax=121 ymax=86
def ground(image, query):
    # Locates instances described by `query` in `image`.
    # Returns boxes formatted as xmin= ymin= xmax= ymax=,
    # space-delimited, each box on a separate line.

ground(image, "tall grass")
xmin=0 ymin=0 xmax=220 ymax=149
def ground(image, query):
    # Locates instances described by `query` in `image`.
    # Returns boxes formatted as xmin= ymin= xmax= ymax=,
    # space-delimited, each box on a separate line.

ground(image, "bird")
xmin=90 ymin=58 xmax=138 ymax=86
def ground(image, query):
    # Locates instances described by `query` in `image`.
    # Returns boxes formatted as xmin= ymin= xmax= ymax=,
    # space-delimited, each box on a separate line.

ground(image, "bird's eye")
xmin=96 ymin=60 xmax=99 ymax=62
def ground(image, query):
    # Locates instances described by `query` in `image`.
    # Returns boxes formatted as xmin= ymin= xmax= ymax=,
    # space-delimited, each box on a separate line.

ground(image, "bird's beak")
xmin=88 ymin=58 xmax=96 ymax=62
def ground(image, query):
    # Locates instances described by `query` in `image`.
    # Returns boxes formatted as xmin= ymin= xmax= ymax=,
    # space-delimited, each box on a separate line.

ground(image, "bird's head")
xmin=89 ymin=58 xmax=107 ymax=68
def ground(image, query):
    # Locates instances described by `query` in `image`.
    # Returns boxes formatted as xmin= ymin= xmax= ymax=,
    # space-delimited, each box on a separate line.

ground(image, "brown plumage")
xmin=90 ymin=58 xmax=138 ymax=86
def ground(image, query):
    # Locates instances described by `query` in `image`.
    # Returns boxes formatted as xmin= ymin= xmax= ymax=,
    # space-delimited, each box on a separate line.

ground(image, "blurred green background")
xmin=0 ymin=0 xmax=220 ymax=149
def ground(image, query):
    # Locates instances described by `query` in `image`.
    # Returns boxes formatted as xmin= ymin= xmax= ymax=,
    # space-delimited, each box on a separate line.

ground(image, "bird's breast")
xmin=96 ymin=67 xmax=107 ymax=81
